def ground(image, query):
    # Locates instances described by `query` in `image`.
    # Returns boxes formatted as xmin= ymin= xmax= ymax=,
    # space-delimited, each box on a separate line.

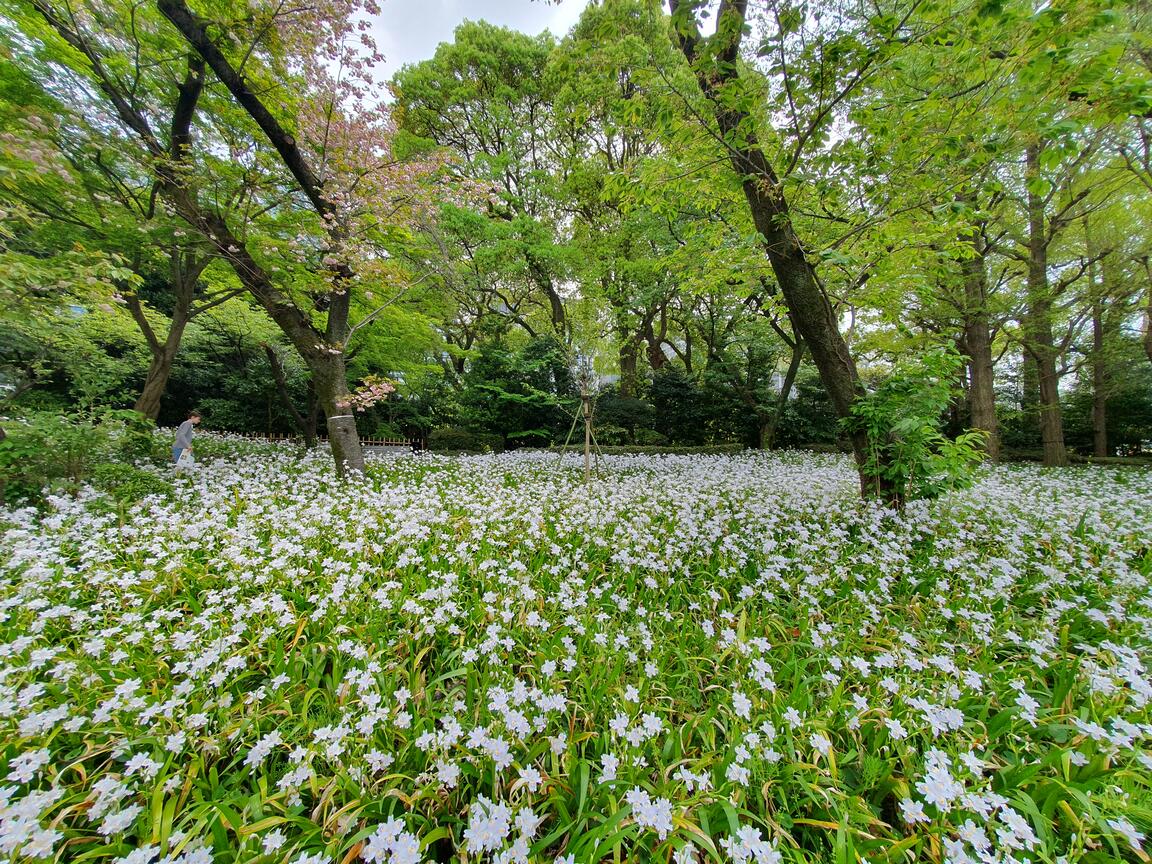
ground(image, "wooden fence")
xmin=227 ymin=431 xmax=423 ymax=450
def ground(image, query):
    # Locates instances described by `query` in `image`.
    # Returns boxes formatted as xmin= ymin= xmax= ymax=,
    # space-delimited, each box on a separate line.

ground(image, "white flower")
xmin=899 ymin=798 xmax=929 ymax=824
xmin=720 ymin=824 xmax=781 ymax=864
xmin=262 ymin=830 xmax=286 ymax=853
xmin=463 ymin=796 xmax=512 ymax=854
xmin=98 ymin=803 xmax=143 ymax=837
xmin=515 ymin=806 xmax=543 ymax=838
xmin=1108 ymin=818 xmax=1144 ymax=852
xmin=600 ymin=753 xmax=619 ymax=784
xmin=361 ymin=817 xmax=418 ymax=864
xmin=244 ymin=730 xmax=282 ymax=769
xmin=624 ymin=787 xmax=673 ymax=839
xmin=7 ymin=749 xmax=50 ymax=783
xmin=518 ymin=765 xmax=542 ymax=792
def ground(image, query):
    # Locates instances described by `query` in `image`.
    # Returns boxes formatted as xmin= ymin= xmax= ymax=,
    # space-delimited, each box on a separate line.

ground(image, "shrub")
xmin=428 ymin=427 xmax=504 ymax=454
xmin=88 ymin=462 xmax=173 ymax=505
xmin=100 ymin=408 xmax=165 ymax=461
xmin=0 ymin=413 xmax=106 ymax=505
xmin=844 ymin=347 xmax=986 ymax=506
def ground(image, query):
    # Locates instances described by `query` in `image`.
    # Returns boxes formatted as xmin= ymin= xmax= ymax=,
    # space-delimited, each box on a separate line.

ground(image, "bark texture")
xmin=957 ymin=222 xmax=999 ymax=461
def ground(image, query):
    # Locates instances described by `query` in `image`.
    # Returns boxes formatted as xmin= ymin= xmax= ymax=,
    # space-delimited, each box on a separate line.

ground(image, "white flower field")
xmin=1 ymin=448 xmax=1150 ymax=864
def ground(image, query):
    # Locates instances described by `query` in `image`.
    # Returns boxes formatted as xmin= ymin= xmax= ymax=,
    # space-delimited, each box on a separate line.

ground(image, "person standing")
xmin=173 ymin=410 xmax=201 ymax=464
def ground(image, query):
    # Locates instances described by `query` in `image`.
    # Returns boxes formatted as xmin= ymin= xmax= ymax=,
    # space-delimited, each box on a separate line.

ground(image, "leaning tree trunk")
xmin=1024 ymin=144 xmax=1068 ymax=467
xmin=669 ymin=0 xmax=885 ymax=498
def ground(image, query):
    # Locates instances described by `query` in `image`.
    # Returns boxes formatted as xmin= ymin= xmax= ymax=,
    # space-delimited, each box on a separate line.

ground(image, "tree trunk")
xmin=1024 ymin=144 xmax=1068 ymax=467
xmin=958 ymin=218 xmax=999 ymax=461
xmin=128 ymin=251 xmax=206 ymax=420
xmin=310 ymin=354 xmax=365 ymax=473
xmin=669 ymin=0 xmax=882 ymax=497
xmin=264 ymin=343 xmax=318 ymax=448
xmin=526 ymin=254 xmax=567 ymax=337
xmin=619 ymin=338 xmax=640 ymax=398
xmin=1143 ymin=258 xmax=1152 ymax=366
xmin=1091 ymin=297 xmax=1108 ymax=458
xmin=135 ymin=335 xmax=184 ymax=421
xmin=761 ymin=337 xmax=805 ymax=450
xmin=644 ymin=319 xmax=667 ymax=372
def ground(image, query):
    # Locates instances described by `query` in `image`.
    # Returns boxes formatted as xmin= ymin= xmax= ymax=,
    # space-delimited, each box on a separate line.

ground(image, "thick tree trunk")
xmin=310 ymin=354 xmax=365 ymax=474
xmin=644 ymin=320 xmax=667 ymax=371
xmin=958 ymin=221 xmax=999 ymax=461
xmin=1024 ymin=144 xmax=1068 ymax=467
xmin=669 ymin=0 xmax=881 ymax=497
xmin=135 ymin=335 xmax=184 ymax=420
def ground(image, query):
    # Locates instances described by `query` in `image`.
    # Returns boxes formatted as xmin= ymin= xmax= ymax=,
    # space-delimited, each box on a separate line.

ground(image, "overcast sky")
xmin=369 ymin=0 xmax=592 ymax=84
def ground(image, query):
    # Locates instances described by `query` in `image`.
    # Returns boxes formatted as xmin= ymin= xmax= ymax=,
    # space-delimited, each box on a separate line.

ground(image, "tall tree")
xmin=667 ymin=0 xmax=895 ymax=495
xmin=14 ymin=0 xmax=444 ymax=474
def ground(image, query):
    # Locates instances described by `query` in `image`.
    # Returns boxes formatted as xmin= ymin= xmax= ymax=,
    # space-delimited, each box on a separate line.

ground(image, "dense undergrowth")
xmin=0 ymin=448 xmax=1149 ymax=863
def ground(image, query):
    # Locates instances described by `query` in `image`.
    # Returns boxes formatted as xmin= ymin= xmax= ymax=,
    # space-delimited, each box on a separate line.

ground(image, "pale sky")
xmin=370 ymin=0 xmax=592 ymax=84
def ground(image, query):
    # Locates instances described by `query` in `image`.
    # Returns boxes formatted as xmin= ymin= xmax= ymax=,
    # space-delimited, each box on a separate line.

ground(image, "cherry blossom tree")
xmin=20 ymin=0 xmax=448 ymax=474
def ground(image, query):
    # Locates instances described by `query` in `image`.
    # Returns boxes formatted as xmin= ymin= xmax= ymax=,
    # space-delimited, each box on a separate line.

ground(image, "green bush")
xmin=88 ymin=462 xmax=173 ymax=505
xmin=428 ymin=427 xmax=504 ymax=454
xmin=590 ymin=424 xmax=631 ymax=446
xmin=0 ymin=413 xmax=106 ymax=505
xmin=844 ymin=347 xmax=986 ymax=506
xmin=100 ymin=408 xmax=165 ymax=461
xmin=633 ymin=428 xmax=668 ymax=446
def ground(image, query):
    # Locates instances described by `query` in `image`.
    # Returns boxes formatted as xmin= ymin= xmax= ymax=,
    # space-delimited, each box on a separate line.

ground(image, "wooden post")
xmin=582 ymin=378 xmax=592 ymax=484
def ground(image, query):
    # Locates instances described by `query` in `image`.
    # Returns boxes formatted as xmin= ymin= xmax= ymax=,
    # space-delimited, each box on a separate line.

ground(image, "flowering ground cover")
xmin=1 ymin=448 xmax=1150 ymax=864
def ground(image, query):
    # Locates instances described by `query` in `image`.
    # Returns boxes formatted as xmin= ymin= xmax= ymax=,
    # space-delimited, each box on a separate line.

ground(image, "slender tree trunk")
xmin=264 ymin=343 xmax=318 ymax=447
xmin=762 ymin=337 xmax=805 ymax=450
xmin=619 ymin=338 xmax=640 ymax=398
xmin=958 ymin=220 xmax=999 ymax=461
xmin=1024 ymin=144 xmax=1068 ymax=467
xmin=1091 ymin=297 xmax=1108 ymax=458
xmin=1142 ymin=257 xmax=1152 ymax=366
xmin=1084 ymin=226 xmax=1110 ymax=459
xmin=128 ymin=252 xmax=207 ymax=420
xmin=670 ymin=1 xmax=884 ymax=497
